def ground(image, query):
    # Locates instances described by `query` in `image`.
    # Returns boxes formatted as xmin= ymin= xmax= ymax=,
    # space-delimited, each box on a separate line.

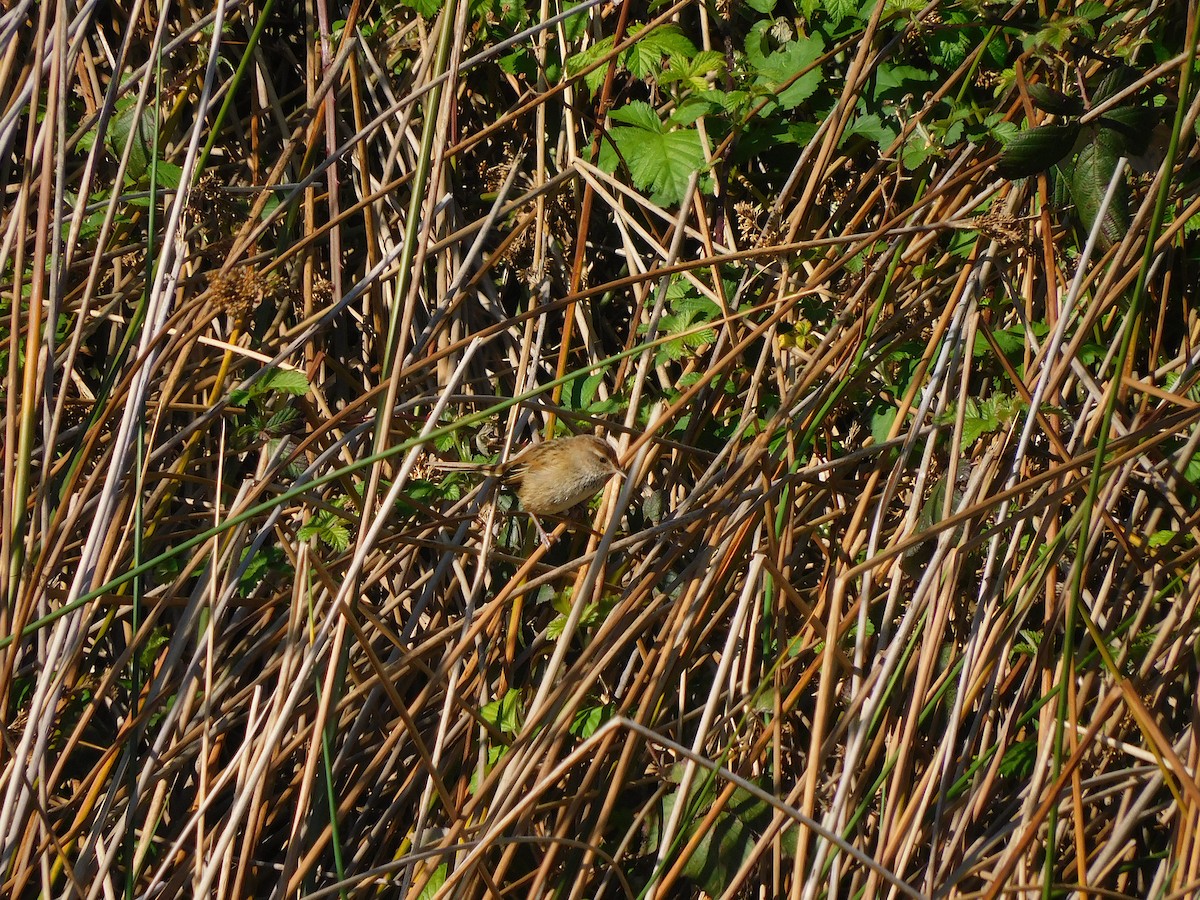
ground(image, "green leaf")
xmin=622 ymin=24 xmax=697 ymax=80
xmin=988 ymin=120 xmax=1020 ymax=145
xmin=921 ymin=13 xmax=972 ymax=68
xmin=151 ymin=162 xmax=184 ymax=189
xmin=1147 ymin=530 xmax=1176 ymax=549
xmin=974 ymin=323 xmax=1037 ymax=358
xmin=398 ymin=0 xmax=441 ymax=16
xmin=598 ymin=108 xmax=707 ymax=206
xmin=870 ymin=405 xmax=898 ymax=446
xmin=562 ymin=370 xmax=608 ymax=411
xmin=481 ymin=689 xmax=523 ymax=734
xmin=238 ymin=545 xmax=291 ymax=596
xmin=107 ymin=96 xmax=158 ymax=181
xmin=660 ymin=49 xmax=726 ymax=91
xmin=1092 ymin=65 xmax=1136 ymax=105
xmin=822 ymin=0 xmax=858 ymax=27
xmin=499 ymin=47 xmax=537 ymax=80
xmin=679 ymin=797 xmax=757 ymax=894
xmin=561 ymin=1 xmax=590 ymax=42
xmin=1096 ymin=105 xmax=1159 ymax=156
xmin=1069 ymin=127 xmax=1128 ymax=248
xmin=670 ymin=95 xmax=720 ymax=127
xmin=260 ymin=367 xmax=311 ymax=396
xmin=995 ymin=122 xmax=1081 ymax=178
xmin=1075 ymin=1 xmax=1108 ymax=19
xmin=297 ymin=510 xmax=350 ymax=552
xmin=941 ymin=392 xmax=1026 ymax=451
xmin=869 ymin=63 xmax=938 ymax=106
xmin=961 ymin=406 xmax=987 ymax=449
xmin=998 ymin=738 xmax=1037 ymax=779
xmin=649 ymin=774 xmax=798 ymax=896
xmin=416 ymin=864 xmax=448 ymax=900
xmin=609 ymin=100 xmax=663 ymax=130
xmin=263 ymin=405 xmax=300 ymax=434
xmin=566 ymin=36 xmax=616 ymax=93
xmin=841 ymin=113 xmax=894 ymax=148
xmin=1024 ymin=15 xmax=1093 ymax=53
xmin=745 ymin=25 xmax=824 ymax=110
xmin=645 ymin=290 xmax=721 ymax=364
xmin=1026 ymin=83 xmax=1085 ymax=117
xmin=569 ymin=702 xmax=612 ymax=738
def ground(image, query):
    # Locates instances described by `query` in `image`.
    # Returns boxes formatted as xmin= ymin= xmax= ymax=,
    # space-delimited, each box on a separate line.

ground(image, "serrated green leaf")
xmin=745 ymin=25 xmax=824 ymax=110
xmin=1092 ymin=65 xmax=1136 ymax=105
xmin=988 ymin=120 xmax=1019 ymax=144
xmin=264 ymin=406 xmax=299 ymax=432
xmin=566 ymin=36 xmax=616 ymax=93
xmin=823 ymin=0 xmax=858 ymax=27
xmin=151 ymin=162 xmax=184 ymax=189
xmin=561 ymin=0 xmax=590 ymax=42
xmin=680 ymin=803 xmax=757 ymax=895
xmin=238 ymin=545 xmax=290 ymax=595
xmin=622 ymin=24 xmax=697 ymax=81
xmin=974 ymin=324 xmax=1026 ymax=358
xmin=842 ymin=113 xmax=895 ymax=148
xmin=869 ymin=63 xmax=938 ymax=106
xmin=1026 ymin=83 xmax=1085 ymax=116
xmin=1070 ymin=127 xmax=1127 ymax=248
xmin=598 ymin=115 xmax=707 ymax=206
xmin=1025 ymin=15 xmax=1092 ymax=53
xmin=298 ymin=511 xmax=350 ymax=552
xmin=660 ymin=49 xmax=725 ymax=90
xmin=700 ymin=87 xmax=751 ymax=116
xmin=1096 ymin=105 xmax=1158 ymax=156
xmin=649 ymin=774 xmax=796 ymax=895
xmin=670 ymin=95 xmax=720 ymax=126
xmin=260 ymin=368 xmax=311 ymax=396
xmin=499 ymin=48 xmax=536 ymax=80
xmin=672 ymin=294 xmax=721 ymax=322
xmin=995 ymin=122 xmax=1080 ymax=178
xmin=998 ymin=738 xmax=1037 ymax=779
xmin=922 ymin=16 xmax=971 ymax=68
xmin=609 ymin=100 xmax=663 ymax=131
xmin=107 ymin=96 xmax=158 ymax=181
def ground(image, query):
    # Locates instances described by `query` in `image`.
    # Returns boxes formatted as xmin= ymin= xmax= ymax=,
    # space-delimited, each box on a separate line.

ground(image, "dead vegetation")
xmin=2 ymin=1 xmax=1200 ymax=897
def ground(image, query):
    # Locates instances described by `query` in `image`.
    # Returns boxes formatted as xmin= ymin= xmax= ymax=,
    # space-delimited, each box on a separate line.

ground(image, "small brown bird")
xmin=432 ymin=433 xmax=624 ymax=543
xmin=499 ymin=434 xmax=623 ymax=542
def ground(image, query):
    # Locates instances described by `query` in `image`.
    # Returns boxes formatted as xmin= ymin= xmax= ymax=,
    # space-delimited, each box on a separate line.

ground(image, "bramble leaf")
xmin=995 ymin=122 xmax=1080 ymax=178
xmin=598 ymin=102 xmax=707 ymax=205
xmin=745 ymin=24 xmax=824 ymax=110
xmin=1070 ymin=126 xmax=1127 ymax=248
xmin=622 ymin=24 xmax=697 ymax=79
xmin=260 ymin=368 xmax=311 ymax=396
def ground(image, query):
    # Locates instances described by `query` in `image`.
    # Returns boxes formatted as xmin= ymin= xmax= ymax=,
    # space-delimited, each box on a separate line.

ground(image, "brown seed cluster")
xmin=207 ymin=267 xmax=283 ymax=321
xmin=969 ymin=209 xmax=1029 ymax=249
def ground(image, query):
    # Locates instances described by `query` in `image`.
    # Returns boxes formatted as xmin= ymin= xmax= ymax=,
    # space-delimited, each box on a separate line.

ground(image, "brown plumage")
xmin=500 ymin=434 xmax=623 ymax=515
